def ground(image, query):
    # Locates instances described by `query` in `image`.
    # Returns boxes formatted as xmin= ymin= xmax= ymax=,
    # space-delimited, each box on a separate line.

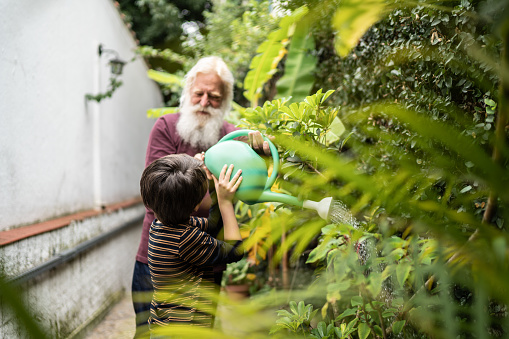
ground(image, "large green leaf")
xmin=275 ymin=15 xmax=317 ymax=103
xmin=243 ymin=29 xmax=288 ymax=106
xmin=392 ymin=320 xmax=406 ymax=335
xmin=332 ymin=0 xmax=387 ymax=57
xmin=147 ymin=69 xmax=183 ymax=86
xmin=358 ymin=322 xmax=371 ymax=339
xmin=243 ymin=6 xmax=309 ymax=106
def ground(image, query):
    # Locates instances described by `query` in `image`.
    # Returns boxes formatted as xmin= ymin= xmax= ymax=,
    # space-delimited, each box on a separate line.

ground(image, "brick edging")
xmin=0 ymin=197 xmax=143 ymax=246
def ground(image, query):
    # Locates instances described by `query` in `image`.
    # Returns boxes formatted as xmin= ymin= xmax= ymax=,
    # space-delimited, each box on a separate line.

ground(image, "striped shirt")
xmin=148 ymin=214 xmax=243 ymax=328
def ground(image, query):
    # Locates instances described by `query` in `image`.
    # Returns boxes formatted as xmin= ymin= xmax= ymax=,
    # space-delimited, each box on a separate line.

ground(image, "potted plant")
xmin=222 ymin=257 xmax=255 ymax=299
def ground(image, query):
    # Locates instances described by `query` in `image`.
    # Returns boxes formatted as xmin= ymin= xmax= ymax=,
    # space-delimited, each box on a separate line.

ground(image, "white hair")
xmin=180 ymin=56 xmax=234 ymax=114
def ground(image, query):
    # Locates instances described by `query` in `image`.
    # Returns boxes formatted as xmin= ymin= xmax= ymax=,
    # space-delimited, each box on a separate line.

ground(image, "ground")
xmin=84 ymin=290 xmax=247 ymax=338
xmin=85 ymin=295 xmax=135 ymax=339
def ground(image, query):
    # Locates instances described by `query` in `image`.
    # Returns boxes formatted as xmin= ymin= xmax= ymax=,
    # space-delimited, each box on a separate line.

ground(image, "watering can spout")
xmin=303 ymin=197 xmax=333 ymax=221
xmin=256 ymin=192 xmax=332 ymax=221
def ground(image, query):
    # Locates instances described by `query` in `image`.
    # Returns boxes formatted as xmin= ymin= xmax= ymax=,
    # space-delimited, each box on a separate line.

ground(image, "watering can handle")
xmin=217 ymin=129 xmax=279 ymax=190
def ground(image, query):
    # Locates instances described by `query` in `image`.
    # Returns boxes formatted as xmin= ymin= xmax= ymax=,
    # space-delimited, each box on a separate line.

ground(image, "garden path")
xmin=84 ymin=291 xmax=245 ymax=338
xmin=85 ymin=294 xmax=135 ymax=339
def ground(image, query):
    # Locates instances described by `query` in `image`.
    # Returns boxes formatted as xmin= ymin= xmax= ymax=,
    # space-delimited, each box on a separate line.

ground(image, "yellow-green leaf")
xmin=147 ymin=70 xmax=183 ymax=86
xmin=332 ymin=0 xmax=386 ymax=57
xmin=325 ymin=117 xmax=346 ymax=145
xmin=244 ymin=6 xmax=308 ymax=106
xmin=147 ymin=107 xmax=179 ymax=119
xmin=367 ymin=271 xmax=383 ymax=296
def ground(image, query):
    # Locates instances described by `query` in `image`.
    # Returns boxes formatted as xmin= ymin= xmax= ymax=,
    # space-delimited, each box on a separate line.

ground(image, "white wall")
xmin=0 ymin=0 xmax=162 ymax=230
xmin=0 ymin=0 xmax=164 ymax=337
xmin=0 ymin=205 xmax=143 ymax=338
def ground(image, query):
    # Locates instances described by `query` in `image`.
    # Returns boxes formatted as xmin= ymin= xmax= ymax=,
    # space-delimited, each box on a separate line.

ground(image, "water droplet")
xmin=328 ymin=199 xmax=359 ymax=228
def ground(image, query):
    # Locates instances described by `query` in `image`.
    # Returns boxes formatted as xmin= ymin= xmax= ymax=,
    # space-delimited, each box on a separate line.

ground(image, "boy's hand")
xmin=213 ymin=164 xmax=242 ymax=203
xmin=194 ymin=152 xmax=205 ymax=162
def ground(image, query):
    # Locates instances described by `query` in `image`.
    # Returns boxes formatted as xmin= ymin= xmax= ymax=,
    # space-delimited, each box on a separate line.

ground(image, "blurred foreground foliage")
xmin=6 ymin=0 xmax=509 ymax=338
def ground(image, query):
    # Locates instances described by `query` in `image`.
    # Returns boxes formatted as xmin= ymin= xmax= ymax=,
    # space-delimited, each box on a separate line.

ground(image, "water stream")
xmin=328 ymin=199 xmax=368 ymax=263
xmin=328 ymin=199 xmax=359 ymax=228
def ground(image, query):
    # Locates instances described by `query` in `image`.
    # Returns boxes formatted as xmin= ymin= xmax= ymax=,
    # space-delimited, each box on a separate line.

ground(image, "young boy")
xmin=139 ymin=154 xmax=244 ymax=334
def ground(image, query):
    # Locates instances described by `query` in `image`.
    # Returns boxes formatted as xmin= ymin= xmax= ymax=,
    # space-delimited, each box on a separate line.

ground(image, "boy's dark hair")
xmin=140 ymin=154 xmax=208 ymax=225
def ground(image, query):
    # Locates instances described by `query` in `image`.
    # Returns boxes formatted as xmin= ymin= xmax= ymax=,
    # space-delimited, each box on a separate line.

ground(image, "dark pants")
xmin=132 ymin=261 xmax=152 ymax=338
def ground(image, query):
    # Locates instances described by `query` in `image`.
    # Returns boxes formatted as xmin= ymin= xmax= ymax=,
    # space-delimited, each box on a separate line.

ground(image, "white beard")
xmin=176 ymin=102 xmax=227 ymax=151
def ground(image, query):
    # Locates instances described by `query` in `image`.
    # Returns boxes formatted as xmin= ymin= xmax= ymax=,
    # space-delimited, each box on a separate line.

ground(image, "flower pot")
xmin=224 ymin=284 xmax=250 ymax=300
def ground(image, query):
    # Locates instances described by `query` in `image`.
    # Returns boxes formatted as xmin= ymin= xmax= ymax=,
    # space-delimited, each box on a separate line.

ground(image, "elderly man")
xmin=132 ymin=56 xmax=269 ymax=337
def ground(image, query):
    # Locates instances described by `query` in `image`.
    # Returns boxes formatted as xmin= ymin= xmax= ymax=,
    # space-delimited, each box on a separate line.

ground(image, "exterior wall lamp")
xmin=85 ymin=44 xmax=127 ymax=103
xmin=98 ymin=44 xmax=126 ymax=75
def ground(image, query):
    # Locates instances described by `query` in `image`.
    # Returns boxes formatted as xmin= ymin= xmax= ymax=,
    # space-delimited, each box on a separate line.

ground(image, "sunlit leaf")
xmin=147 ymin=69 xmax=183 ymax=85
xmin=146 ymin=107 xmax=179 ymax=118
xmin=244 ymin=6 xmax=309 ymax=105
xmin=332 ymin=0 xmax=387 ymax=57
xmin=325 ymin=117 xmax=346 ymax=145
xmin=460 ymin=185 xmax=472 ymax=193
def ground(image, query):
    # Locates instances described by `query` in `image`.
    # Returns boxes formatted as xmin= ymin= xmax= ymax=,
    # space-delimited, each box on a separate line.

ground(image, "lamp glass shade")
xmin=109 ymin=58 xmax=126 ymax=75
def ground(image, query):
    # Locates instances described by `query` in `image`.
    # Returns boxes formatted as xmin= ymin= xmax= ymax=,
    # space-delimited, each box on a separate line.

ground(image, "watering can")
xmin=204 ymin=130 xmax=332 ymax=220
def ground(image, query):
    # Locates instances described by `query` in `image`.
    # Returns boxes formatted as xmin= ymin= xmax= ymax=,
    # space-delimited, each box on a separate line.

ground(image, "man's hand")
xmin=195 ymin=152 xmax=213 ymax=179
xmin=248 ymin=131 xmax=272 ymax=156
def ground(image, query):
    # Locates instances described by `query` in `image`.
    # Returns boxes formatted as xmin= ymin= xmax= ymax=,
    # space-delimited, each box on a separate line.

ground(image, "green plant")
xmin=85 ymin=77 xmax=123 ymax=103
xmin=222 ymin=257 xmax=252 ymax=286
xmin=239 ymin=65 xmax=507 ymax=339
xmin=239 ymin=89 xmax=346 ymax=177
xmin=305 ymin=222 xmax=427 ymax=338
xmin=117 ymin=0 xmax=208 ymax=46
xmin=243 ymin=5 xmax=311 ymax=106
xmin=270 ymin=300 xmax=318 ymax=335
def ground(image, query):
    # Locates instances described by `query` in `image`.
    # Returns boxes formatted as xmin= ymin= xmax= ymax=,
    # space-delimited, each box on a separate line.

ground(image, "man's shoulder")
xmin=158 ymin=112 xmax=181 ymax=124
xmin=150 ymin=113 xmax=181 ymax=140
xmin=222 ymin=119 xmax=239 ymax=134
